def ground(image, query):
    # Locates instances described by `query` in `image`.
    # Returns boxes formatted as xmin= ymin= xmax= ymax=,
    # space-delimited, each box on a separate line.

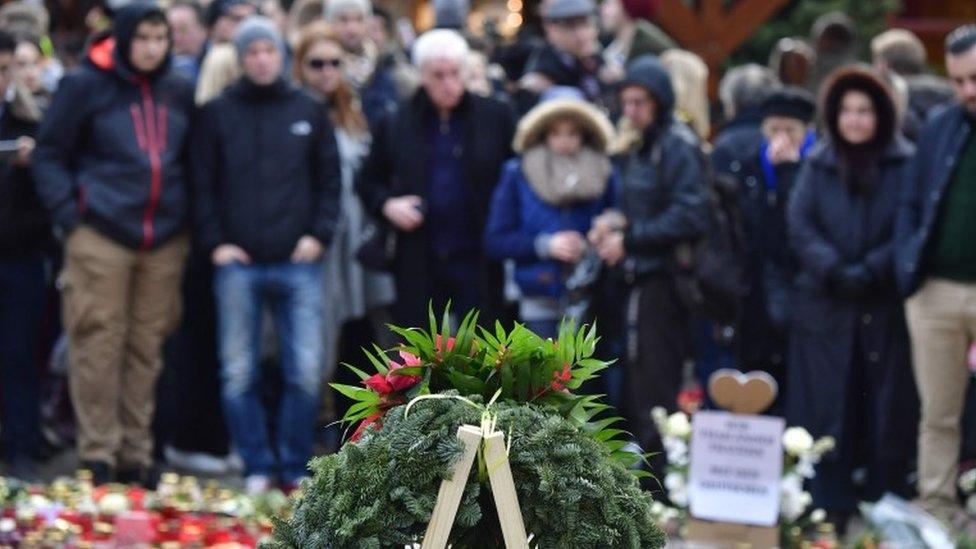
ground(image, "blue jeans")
xmin=214 ymin=261 xmax=324 ymax=482
xmin=0 ymin=257 xmax=45 ymax=462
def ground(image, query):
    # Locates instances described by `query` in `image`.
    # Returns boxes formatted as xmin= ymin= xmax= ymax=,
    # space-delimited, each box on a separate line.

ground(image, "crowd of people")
xmin=2 ymin=0 xmax=976 ymax=535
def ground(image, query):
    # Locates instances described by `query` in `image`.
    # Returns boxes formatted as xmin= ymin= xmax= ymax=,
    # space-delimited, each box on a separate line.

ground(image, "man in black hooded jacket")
xmin=32 ymin=1 xmax=195 ymax=486
xmin=589 ymin=54 xmax=708 ymax=464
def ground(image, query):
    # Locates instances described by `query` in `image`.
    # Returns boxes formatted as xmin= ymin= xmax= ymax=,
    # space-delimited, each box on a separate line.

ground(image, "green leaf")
xmin=593 ymin=428 xmax=628 ymax=442
xmin=331 ymin=383 xmax=380 ymax=403
xmin=442 ymin=370 xmax=486 ymax=396
xmin=390 ymin=366 xmax=424 ymax=377
xmin=584 ymin=416 xmax=625 ymax=434
xmin=361 ymin=346 xmax=390 ymax=375
xmin=388 ymin=327 xmax=434 ymax=357
xmin=342 ymin=363 xmax=372 ymax=381
xmin=344 ymin=400 xmax=379 ymax=419
xmin=499 ymin=361 xmax=514 ymax=399
xmin=603 ymin=439 xmax=630 ymax=453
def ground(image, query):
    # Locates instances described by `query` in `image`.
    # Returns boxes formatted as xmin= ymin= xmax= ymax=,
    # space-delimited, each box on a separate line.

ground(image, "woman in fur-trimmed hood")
xmin=786 ymin=64 xmax=918 ymax=531
xmin=484 ymin=89 xmax=619 ymax=338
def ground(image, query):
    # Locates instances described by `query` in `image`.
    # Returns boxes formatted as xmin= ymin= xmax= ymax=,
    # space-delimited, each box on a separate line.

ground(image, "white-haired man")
xmin=357 ymin=29 xmax=515 ymax=327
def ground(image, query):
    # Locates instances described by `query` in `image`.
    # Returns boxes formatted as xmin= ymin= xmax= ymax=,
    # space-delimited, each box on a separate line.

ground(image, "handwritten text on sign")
xmin=688 ymin=411 xmax=784 ymax=526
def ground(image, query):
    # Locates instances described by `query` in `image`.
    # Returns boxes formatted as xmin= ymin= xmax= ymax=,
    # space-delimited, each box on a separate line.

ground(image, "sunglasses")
xmin=306 ymin=58 xmax=342 ymax=70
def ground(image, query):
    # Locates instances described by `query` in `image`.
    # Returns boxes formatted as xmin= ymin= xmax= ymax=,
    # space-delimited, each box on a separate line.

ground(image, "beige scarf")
xmin=521 ymin=145 xmax=611 ymax=206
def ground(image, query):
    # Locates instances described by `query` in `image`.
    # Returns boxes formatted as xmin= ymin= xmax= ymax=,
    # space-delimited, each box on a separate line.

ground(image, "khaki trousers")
xmin=906 ymin=278 xmax=976 ymax=505
xmin=61 ymin=226 xmax=188 ymax=467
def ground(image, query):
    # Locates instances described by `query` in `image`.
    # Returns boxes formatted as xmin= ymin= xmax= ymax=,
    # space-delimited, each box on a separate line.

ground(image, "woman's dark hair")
xmin=820 ymin=64 xmax=897 ymax=150
xmin=819 ymin=64 xmax=898 ymax=193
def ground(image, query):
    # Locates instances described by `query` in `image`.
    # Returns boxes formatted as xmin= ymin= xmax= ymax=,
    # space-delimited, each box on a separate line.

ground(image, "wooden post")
xmin=484 ymin=431 xmax=529 ymax=549
xmin=421 ymin=427 xmax=530 ymax=549
xmin=421 ymin=425 xmax=483 ymax=549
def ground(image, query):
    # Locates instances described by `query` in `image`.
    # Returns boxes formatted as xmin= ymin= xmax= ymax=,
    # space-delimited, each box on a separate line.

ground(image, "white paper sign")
xmin=688 ymin=411 xmax=785 ymax=526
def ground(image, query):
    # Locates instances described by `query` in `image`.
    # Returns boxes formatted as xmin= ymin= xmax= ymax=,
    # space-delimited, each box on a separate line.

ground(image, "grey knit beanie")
xmin=233 ymin=16 xmax=285 ymax=60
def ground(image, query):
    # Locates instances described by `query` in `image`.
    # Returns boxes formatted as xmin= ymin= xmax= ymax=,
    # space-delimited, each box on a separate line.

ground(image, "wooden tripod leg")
xmin=484 ymin=431 xmax=529 ymax=549
xmin=421 ymin=425 xmax=483 ymax=549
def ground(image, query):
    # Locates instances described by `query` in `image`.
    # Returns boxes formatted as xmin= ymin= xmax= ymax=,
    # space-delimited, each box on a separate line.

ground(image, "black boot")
xmin=79 ymin=460 xmax=114 ymax=485
xmin=825 ymin=509 xmax=852 ymax=537
xmin=117 ymin=463 xmax=161 ymax=489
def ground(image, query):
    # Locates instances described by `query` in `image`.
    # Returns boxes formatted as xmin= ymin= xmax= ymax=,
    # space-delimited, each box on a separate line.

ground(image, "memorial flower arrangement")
xmin=268 ymin=307 xmax=667 ymax=548
xmin=0 ymin=472 xmax=290 ymax=547
xmin=649 ymin=407 xmax=835 ymax=544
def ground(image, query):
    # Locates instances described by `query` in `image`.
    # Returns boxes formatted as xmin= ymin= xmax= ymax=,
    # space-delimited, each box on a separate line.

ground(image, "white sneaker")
xmin=164 ymin=445 xmax=229 ymax=476
xmin=224 ymin=452 xmax=245 ymax=474
xmin=245 ymin=475 xmax=273 ymax=495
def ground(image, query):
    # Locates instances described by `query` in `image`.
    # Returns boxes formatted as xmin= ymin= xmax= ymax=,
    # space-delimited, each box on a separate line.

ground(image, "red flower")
xmin=362 ymin=350 xmax=422 ymax=395
xmin=349 ymin=411 xmax=385 ymax=442
xmin=355 ymin=350 xmax=424 ymax=442
xmin=678 ymin=385 xmax=704 ymax=415
xmin=435 ymin=335 xmax=456 ymax=353
xmin=363 ymin=373 xmax=394 ymax=395
xmin=387 ymin=350 xmax=422 ymax=391
xmin=550 ymin=363 xmax=572 ymax=392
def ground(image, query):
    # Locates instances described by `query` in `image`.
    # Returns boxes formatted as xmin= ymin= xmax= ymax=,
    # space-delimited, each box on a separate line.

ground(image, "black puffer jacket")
xmin=33 ymin=3 xmax=195 ymax=250
xmin=616 ymin=56 xmax=709 ymax=281
xmin=191 ymin=78 xmax=341 ymax=263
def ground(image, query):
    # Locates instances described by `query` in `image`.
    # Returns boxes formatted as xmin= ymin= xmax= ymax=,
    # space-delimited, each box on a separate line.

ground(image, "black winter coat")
xmin=895 ymin=103 xmax=973 ymax=297
xmin=617 ymin=120 xmax=709 ymax=282
xmin=33 ymin=7 xmax=195 ymax=250
xmin=732 ymin=142 xmax=802 ymax=370
xmin=0 ymin=94 xmax=47 ymax=258
xmin=787 ymin=137 xmax=918 ymax=462
xmin=710 ymin=109 xmax=764 ymax=181
xmin=356 ymin=90 xmax=515 ymax=327
xmin=191 ymin=78 xmax=341 ymax=263
xmin=522 ymin=45 xmax=611 ymax=111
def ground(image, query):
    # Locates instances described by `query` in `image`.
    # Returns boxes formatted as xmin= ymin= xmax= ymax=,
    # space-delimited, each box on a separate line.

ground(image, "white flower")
xmin=780 ymin=474 xmax=802 ymax=500
xmin=795 ymin=456 xmax=816 ymax=479
xmin=666 ymin=412 xmax=691 ymax=439
xmin=651 ymin=407 xmax=668 ymax=430
xmin=663 ymin=437 xmax=689 ymax=466
xmin=961 ymin=468 xmax=976 ymax=494
xmin=662 ymin=507 xmax=682 ymax=521
xmin=779 ymin=474 xmax=812 ymax=521
xmin=664 ymin=472 xmax=688 ymax=508
xmin=810 ymin=508 xmax=826 ymax=524
xmin=812 ymin=436 xmax=836 ymax=456
xmin=664 ymin=472 xmax=685 ymax=491
xmin=650 ymin=501 xmax=665 ymax=516
xmin=97 ymin=492 xmax=129 ymax=515
xmin=782 ymin=427 xmax=814 ymax=457
xmin=780 ymin=487 xmax=812 ymax=522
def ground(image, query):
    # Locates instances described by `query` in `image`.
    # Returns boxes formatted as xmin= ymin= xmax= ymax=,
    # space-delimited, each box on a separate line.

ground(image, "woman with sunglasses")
xmin=292 ymin=22 xmax=395 ymax=401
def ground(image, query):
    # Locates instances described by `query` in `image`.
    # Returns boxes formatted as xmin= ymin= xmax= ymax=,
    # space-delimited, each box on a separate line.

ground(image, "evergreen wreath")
xmin=267 ymin=308 xmax=667 ymax=548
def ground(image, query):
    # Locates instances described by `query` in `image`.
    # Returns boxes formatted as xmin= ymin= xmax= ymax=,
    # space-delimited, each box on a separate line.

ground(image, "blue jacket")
xmin=894 ymin=103 xmax=972 ymax=297
xmin=484 ymin=158 xmax=618 ymax=298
